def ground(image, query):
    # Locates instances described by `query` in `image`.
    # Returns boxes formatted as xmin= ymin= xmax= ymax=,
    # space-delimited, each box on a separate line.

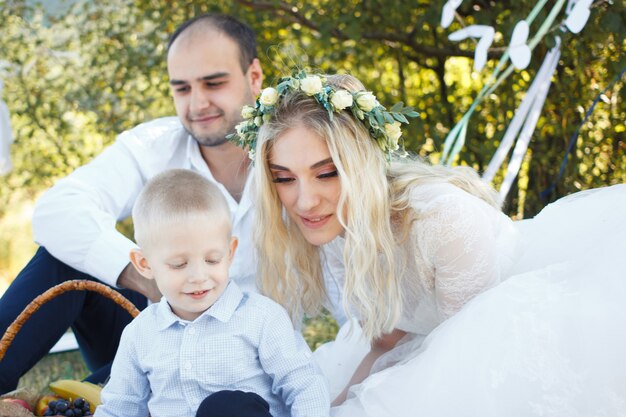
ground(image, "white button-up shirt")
xmin=95 ymin=282 xmax=330 ymax=417
xmin=32 ymin=117 xmax=256 ymax=291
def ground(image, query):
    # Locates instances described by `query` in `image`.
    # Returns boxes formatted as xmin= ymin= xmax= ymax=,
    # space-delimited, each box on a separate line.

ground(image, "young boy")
xmin=94 ymin=169 xmax=330 ymax=417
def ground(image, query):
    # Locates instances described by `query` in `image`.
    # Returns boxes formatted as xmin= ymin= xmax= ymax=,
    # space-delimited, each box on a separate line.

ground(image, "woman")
xmin=230 ymin=72 xmax=626 ymax=416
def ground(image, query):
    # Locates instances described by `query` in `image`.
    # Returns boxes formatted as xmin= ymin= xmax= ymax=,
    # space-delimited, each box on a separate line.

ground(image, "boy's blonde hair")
xmin=254 ymin=74 xmax=500 ymax=341
xmin=132 ymin=169 xmax=231 ymax=249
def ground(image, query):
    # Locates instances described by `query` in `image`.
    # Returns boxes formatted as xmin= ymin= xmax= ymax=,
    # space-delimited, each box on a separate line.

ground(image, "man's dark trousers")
xmin=0 ymin=247 xmax=147 ymax=393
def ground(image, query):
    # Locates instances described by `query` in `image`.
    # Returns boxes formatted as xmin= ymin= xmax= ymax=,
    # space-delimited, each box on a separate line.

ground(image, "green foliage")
xmin=0 ymin=0 xmax=624 ymax=220
xmin=303 ymin=310 xmax=340 ymax=350
xmin=0 ymin=0 xmax=622 ymax=385
xmin=229 ymin=70 xmax=418 ymax=160
xmin=17 ymin=350 xmax=89 ymax=394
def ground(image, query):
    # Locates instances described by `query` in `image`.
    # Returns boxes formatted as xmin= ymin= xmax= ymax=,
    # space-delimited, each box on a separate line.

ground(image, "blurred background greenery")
xmin=0 ymin=1 xmax=624 ymax=379
xmin=1 ymin=0 xmax=625 ymax=284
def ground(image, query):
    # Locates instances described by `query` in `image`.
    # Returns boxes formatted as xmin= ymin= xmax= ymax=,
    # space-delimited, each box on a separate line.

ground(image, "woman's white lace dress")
xmin=316 ymin=182 xmax=626 ymax=417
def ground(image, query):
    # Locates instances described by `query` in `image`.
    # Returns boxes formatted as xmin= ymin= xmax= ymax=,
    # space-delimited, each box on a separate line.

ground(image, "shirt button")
xmin=188 ymin=327 xmax=196 ymax=335
xmin=184 ymin=362 xmax=192 ymax=371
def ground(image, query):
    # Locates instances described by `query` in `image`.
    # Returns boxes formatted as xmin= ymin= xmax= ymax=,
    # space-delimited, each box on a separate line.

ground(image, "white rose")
xmin=300 ymin=75 xmax=323 ymax=95
xmin=356 ymin=92 xmax=378 ymax=112
xmin=384 ymin=121 xmax=403 ymax=149
xmin=241 ymin=105 xmax=255 ymax=119
xmin=254 ymin=116 xmax=263 ymax=127
xmin=259 ymin=87 xmax=279 ymax=106
xmin=235 ymin=122 xmax=246 ymax=135
xmin=330 ymin=89 xmax=353 ymax=110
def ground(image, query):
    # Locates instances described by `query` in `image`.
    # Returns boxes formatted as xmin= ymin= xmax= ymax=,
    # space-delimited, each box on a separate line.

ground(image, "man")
xmin=0 ymin=13 xmax=263 ymax=393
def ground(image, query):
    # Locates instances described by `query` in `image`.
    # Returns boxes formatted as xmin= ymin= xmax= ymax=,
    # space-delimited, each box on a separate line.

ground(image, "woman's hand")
xmin=332 ymin=386 xmax=350 ymax=407
xmin=332 ymin=328 xmax=407 ymax=407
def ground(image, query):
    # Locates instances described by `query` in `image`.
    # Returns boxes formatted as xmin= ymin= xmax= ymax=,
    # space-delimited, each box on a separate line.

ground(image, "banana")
xmin=49 ymin=379 xmax=102 ymax=413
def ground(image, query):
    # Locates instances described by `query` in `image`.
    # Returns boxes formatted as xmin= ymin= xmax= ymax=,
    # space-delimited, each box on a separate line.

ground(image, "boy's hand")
xmin=117 ymin=263 xmax=162 ymax=302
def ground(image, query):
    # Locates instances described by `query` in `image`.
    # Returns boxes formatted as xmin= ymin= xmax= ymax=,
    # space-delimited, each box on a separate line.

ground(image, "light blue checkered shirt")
xmin=95 ymin=282 xmax=329 ymax=417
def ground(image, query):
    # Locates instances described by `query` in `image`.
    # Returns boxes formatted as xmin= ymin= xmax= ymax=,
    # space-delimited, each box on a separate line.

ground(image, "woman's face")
xmin=268 ymin=125 xmax=344 ymax=246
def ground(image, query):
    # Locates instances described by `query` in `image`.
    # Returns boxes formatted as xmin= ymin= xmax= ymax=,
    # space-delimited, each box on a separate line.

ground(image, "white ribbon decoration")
xmin=448 ymin=25 xmax=495 ymax=71
xmin=490 ymin=41 xmax=562 ymax=199
xmin=441 ymin=0 xmax=463 ymax=29
xmin=565 ymin=0 xmax=593 ymax=33
xmin=482 ymin=40 xmax=561 ymax=183
xmin=509 ymin=20 xmax=532 ymax=70
xmin=482 ymin=0 xmax=588 ymax=199
xmin=0 ymin=78 xmax=13 ymax=176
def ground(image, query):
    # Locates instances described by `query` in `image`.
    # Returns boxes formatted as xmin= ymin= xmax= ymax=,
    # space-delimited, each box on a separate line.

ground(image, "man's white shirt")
xmin=32 ymin=117 xmax=257 ymax=292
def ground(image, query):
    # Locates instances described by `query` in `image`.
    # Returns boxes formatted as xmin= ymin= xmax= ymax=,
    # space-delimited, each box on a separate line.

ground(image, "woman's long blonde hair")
xmin=254 ymin=74 xmax=500 ymax=341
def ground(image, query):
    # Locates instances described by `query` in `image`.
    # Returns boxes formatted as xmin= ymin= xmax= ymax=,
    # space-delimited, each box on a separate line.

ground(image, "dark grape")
xmin=56 ymin=400 xmax=69 ymax=412
xmin=41 ymin=396 xmax=92 ymax=417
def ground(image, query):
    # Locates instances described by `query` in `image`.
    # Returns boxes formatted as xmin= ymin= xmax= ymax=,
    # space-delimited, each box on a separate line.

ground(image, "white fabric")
xmin=317 ymin=183 xmax=626 ymax=416
xmin=322 ymin=183 xmax=518 ymax=335
xmin=32 ymin=117 xmax=256 ymax=289
xmin=497 ymin=42 xmax=561 ymax=199
xmin=96 ymin=282 xmax=330 ymax=417
xmin=0 ymin=79 xmax=13 ymax=176
xmin=482 ymin=41 xmax=561 ymax=187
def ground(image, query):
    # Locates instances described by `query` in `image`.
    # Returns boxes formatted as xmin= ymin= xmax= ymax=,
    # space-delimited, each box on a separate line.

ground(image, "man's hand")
xmin=117 ymin=263 xmax=161 ymax=302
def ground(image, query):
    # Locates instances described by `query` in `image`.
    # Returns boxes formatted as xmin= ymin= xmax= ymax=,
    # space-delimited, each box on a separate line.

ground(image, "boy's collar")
xmin=155 ymin=281 xmax=244 ymax=330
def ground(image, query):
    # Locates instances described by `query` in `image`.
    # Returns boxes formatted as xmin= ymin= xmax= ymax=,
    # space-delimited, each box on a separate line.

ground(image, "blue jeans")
xmin=0 ymin=247 xmax=146 ymax=393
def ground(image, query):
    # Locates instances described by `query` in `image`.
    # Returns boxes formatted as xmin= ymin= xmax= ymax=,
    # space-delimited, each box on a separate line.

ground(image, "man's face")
xmin=167 ymin=29 xmax=262 ymax=147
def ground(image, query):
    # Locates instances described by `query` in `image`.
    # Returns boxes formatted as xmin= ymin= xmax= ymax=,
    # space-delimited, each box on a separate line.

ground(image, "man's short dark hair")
xmin=167 ymin=13 xmax=258 ymax=72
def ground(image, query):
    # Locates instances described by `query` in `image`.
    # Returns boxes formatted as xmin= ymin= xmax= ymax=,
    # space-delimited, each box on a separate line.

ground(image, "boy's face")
xmin=131 ymin=215 xmax=237 ymax=321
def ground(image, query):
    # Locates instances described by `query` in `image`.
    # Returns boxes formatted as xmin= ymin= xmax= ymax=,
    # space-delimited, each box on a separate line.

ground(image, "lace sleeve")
xmin=415 ymin=187 xmax=502 ymax=320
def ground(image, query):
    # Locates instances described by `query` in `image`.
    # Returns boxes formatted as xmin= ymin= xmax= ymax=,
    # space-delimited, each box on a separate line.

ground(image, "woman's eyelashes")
xmin=271 ymin=169 xmax=338 ymax=184
xmin=317 ymin=170 xmax=338 ymax=179
xmin=272 ymin=175 xmax=294 ymax=184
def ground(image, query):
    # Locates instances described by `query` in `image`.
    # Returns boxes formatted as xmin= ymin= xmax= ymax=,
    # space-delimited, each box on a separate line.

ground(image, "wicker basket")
xmin=0 ymin=388 xmax=40 ymax=417
xmin=0 ymin=280 xmax=139 ymax=417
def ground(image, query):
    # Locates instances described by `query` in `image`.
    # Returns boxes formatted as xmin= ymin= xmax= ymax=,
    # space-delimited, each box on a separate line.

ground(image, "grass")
xmin=17 ymin=351 xmax=89 ymax=394
xmin=0 ymin=201 xmax=37 ymax=295
xmin=16 ymin=313 xmax=338 ymax=394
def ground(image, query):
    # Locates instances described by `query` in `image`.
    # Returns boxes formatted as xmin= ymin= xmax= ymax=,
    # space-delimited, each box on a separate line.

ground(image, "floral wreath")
xmin=227 ymin=70 xmax=419 ymax=160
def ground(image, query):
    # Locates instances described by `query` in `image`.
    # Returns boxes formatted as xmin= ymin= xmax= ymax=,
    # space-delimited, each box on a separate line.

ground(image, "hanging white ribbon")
xmin=448 ymin=25 xmax=495 ymax=72
xmin=488 ymin=41 xmax=562 ymax=199
xmin=0 ymin=78 xmax=13 ymax=176
xmin=440 ymin=0 xmax=568 ymax=166
xmin=440 ymin=0 xmax=590 ymax=168
xmin=482 ymin=0 xmax=588 ymax=199
xmin=565 ymin=0 xmax=593 ymax=33
xmin=441 ymin=0 xmax=463 ymax=29
xmin=483 ymin=40 xmax=561 ymax=183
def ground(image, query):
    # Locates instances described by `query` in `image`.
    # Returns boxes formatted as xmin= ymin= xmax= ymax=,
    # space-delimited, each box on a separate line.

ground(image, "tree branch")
xmin=235 ymin=0 xmax=502 ymax=60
